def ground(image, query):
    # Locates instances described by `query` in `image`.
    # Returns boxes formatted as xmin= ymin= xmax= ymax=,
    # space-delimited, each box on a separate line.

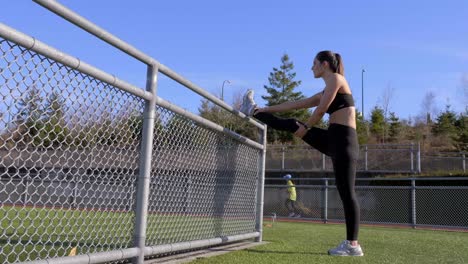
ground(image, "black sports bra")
xmin=323 ymin=91 xmax=355 ymax=114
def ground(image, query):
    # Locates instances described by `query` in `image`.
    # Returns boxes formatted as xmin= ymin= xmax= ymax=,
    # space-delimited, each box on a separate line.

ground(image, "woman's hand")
xmin=253 ymin=107 xmax=266 ymax=115
xmin=294 ymin=122 xmax=308 ymax=138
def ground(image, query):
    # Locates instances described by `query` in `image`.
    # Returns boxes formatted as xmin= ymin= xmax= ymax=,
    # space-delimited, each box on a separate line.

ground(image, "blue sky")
xmin=2 ymin=0 xmax=467 ymax=121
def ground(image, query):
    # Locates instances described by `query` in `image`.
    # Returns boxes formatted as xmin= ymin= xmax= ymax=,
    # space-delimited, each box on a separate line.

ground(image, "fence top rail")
xmin=32 ymin=0 xmax=264 ymax=130
xmin=265 ymin=177 xmax=468 ymax=181
xmin=267 ymin=143 xmax=417 ymax=150
xmin=0 ymin=23 xmax=153 ymax=101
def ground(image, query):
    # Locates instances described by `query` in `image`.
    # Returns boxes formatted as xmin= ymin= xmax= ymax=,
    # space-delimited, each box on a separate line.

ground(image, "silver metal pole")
xmin=417 ymin=142 xmax=421 ymax=173
xmin=281 ymin=147 xmax=285 ymax=170
xmin=462 ymin=153 xmax=466 ymax=173
xmin=411 ymin=179 xmax=417 ymax=229
xmin=410 ymin=143 xmax=414 ymax=172
xmin=364 ymin=145 xmax=368 ymax=171
xmin=322 ymin=154 xmax=326 ymax=171
xmin=361 ymin=68 xmax=365 ymax=118
xmin=323 ymin=178 xmax=328 ymax=223
xmin=221 ymin=80 xmax=230 ymax=101
xmin=132 ymin=64 xmax=158 ymax=264
xmin=255 ymin=124 xmax=267 ymax=242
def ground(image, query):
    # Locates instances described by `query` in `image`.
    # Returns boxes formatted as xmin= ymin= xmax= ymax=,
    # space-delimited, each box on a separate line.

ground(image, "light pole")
xmin=361 ymin=68 xmax=365 ymax=119
xmin=221 ymin=80 xmax=231 ymax=101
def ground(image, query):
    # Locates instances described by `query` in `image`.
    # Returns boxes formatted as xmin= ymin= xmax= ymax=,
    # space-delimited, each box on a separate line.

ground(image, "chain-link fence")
xmin=421 ymin=152 xmax=467 ymax=173
xmin=264 ymin=178 xmax=468 ymax=229
xmin=267 ymin=144 xmax=421 ymax=173
xmin=268 ymin=144 xmax=467 ymax=173
xmin=0 ymin=2 xmax=266 ymax=263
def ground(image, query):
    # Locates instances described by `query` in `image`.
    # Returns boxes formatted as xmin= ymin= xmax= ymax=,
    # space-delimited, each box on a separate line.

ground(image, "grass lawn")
xmin=191 ymin=221 xmax=468 ymax=264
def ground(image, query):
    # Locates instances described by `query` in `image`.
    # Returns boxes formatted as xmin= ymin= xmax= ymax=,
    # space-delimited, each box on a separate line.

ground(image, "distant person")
xmin=283 ymin=174 xmax=301 ymax=218
xmin=240 ymin=51 xmax=363 ymax=256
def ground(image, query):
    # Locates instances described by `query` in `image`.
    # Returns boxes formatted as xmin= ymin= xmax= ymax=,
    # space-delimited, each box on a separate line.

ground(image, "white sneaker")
xmin=240 ymin=89 xmax=257 ymax=116
xmin=288 ymin=212 xmax=296 ymax=217
xmin=294 ymin=214 xmax=301 ymax=218
xmin=328 ymin=240 xmax=364 ymax=256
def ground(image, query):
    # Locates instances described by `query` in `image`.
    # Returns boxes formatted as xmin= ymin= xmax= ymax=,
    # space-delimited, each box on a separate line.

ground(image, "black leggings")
xmin=255 ymin=112 xmax=360 ymax=240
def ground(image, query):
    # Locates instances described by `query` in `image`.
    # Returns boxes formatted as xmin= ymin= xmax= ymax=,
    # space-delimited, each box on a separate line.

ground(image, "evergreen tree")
xmin=16 ymin=86 xmax=45 ymax=147
xmin=454 ymin=111 xmax=468 ymax=151
xmin=388 ymin=112 xmax=402 ymax=142
xmin=370 ymin=106 xmax=385 ymax=143
xmin=262 ymin=54 xmax=310 ymax=143
xmin=42 ymin=91 xmax=69 ymax=148
xmin=432 ymin=105 xmax=458 ymax=138
xmin=431 ymin=105 xmax=459 ymax=151
xmin=356 ymin=109 xmax=369 ymax=145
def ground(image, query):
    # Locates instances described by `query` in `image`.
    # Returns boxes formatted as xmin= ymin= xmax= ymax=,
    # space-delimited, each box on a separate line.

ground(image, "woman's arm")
xmin=257 ymin=91 xmax=322 ymax=113
xmin=304 ymin=75 xmax=341 ymax=127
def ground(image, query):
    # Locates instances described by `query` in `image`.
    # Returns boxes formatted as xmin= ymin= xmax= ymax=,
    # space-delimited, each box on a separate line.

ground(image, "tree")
xmin=370 ymin=106 xmax=385 ymax=143
xmin=379 ymin=84 xmax=395 ymax=143
xmin=355 ymin=109 xmax=369 ymax=145
xmin=16 ymin=86 xmax=46 ymax=147
xmin=420 ymin=91 xmax=438 ymax=124
xmin=431 ymin=105 xmax=458 ymax=150
xmin=262 ymin=54 xmax=310 ymax=143
xmin=198 ymin=91 xmax=257 ymax=140
xmin=454 ymin=111 xmax=468 ymax=151
xmin=42 ymin=91 xmax=69 ymax=148
xmin=387 ymin=112 xmax=402 ymax=142
xmin=432 ymin=105 xmax=458 ymax=137
xmin=461 ymin=74 xmax=468 ymax=112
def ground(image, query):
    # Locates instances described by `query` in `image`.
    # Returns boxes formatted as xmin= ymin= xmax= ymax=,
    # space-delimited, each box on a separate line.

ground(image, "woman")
xmin=240 ymin=50 xmax=363 ymax=256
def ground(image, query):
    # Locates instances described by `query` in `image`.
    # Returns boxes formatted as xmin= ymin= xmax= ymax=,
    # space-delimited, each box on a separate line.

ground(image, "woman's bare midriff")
xmin=328 ymin=107 xmax=356 ymax=129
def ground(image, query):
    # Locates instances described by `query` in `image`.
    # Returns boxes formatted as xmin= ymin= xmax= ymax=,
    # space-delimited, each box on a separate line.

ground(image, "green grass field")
xmin=0 ymin=205 xmax=253 ymax=263
xmin=2 ymin=205 xmax=468 ymax=263
xmin=191 ymin=221 xmax=468 ymax=264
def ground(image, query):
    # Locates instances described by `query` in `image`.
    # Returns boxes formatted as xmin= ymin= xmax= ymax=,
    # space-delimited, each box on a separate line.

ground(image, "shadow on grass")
xmin=245 ymin=249 xmax=327 ymax=256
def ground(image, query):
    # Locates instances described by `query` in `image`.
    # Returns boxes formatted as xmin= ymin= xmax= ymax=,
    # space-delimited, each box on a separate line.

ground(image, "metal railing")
xmin=264 ymin=177 xmax=468 ymax=230
xmin=266 ymin=143 xmax=422 ymax=173
xmin=0 ymin=1 xmax=267 ymax=263
xmin=421 ymin=152 xmax=467 ymax=173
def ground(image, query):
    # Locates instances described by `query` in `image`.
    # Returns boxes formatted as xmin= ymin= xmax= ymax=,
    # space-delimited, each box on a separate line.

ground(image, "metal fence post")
xmin=364 ymin=145 xmax=368 ymax=171
xmin=322 ymin=154 xmax=326 ymax=171
xmin=417 ymin=142 xmax=421 ymax=173
xmin=323 ymin=178 xmax=328 ymax=223
xmin=462 ymin=153 xmax=466 ymax=173
xmin=255 ymin=124 xmax=267 ymax=242
xmin=132 ymin=64 xmax=158 ymax=264
xmin=23 ymin=177 xmax=29 ymax=205
xmin=411 ymin=178 xmax=417 ymax=229
xmin=410 ymin=143 xmax=414 ymax=172
xmin=281 ymin=146 xmax=285 ymax=170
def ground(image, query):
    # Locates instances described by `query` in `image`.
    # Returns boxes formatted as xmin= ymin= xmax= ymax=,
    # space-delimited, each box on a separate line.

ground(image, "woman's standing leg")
xmin=327 ymin=125 xmax=362 ymax=256
xmin=333 ymin=158 xmax=360 ymax=241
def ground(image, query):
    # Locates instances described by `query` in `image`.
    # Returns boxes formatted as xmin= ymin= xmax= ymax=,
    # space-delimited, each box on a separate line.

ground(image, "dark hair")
xmin=315 ymin=50 xmax=344 ymax=76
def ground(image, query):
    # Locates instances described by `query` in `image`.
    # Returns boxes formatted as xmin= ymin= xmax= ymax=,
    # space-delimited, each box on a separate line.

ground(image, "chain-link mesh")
xmin=421 ymin=154 xmax=466 ymax=173
xmin=266 ymin=146 xmax=330 ymax=171
xmin=146 ymin=107 xmax=260 ymax=246
xmin=266 ymin=144 xmax=415 ymax=172
xmin=0 ymin=35 xmax=263 ymax=263
xmin=263 ymin=186 xmax=323 ymax=219
xmin=0 ymin=37 xmax=144 ymax=262
xmin=264 ymin=181 xmax=468 ymax=229
xmin=416 ymin=187 xmax=468 ymax=227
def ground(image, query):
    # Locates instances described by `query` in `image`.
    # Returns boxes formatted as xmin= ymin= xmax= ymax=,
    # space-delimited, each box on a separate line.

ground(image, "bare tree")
xmin=462 ymin=73 xmax=468 ymax=111
xmin=379 ymin=83 xmax=396 ymax=143
xmin=420 ymin=91 xmax=438 ymax=124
